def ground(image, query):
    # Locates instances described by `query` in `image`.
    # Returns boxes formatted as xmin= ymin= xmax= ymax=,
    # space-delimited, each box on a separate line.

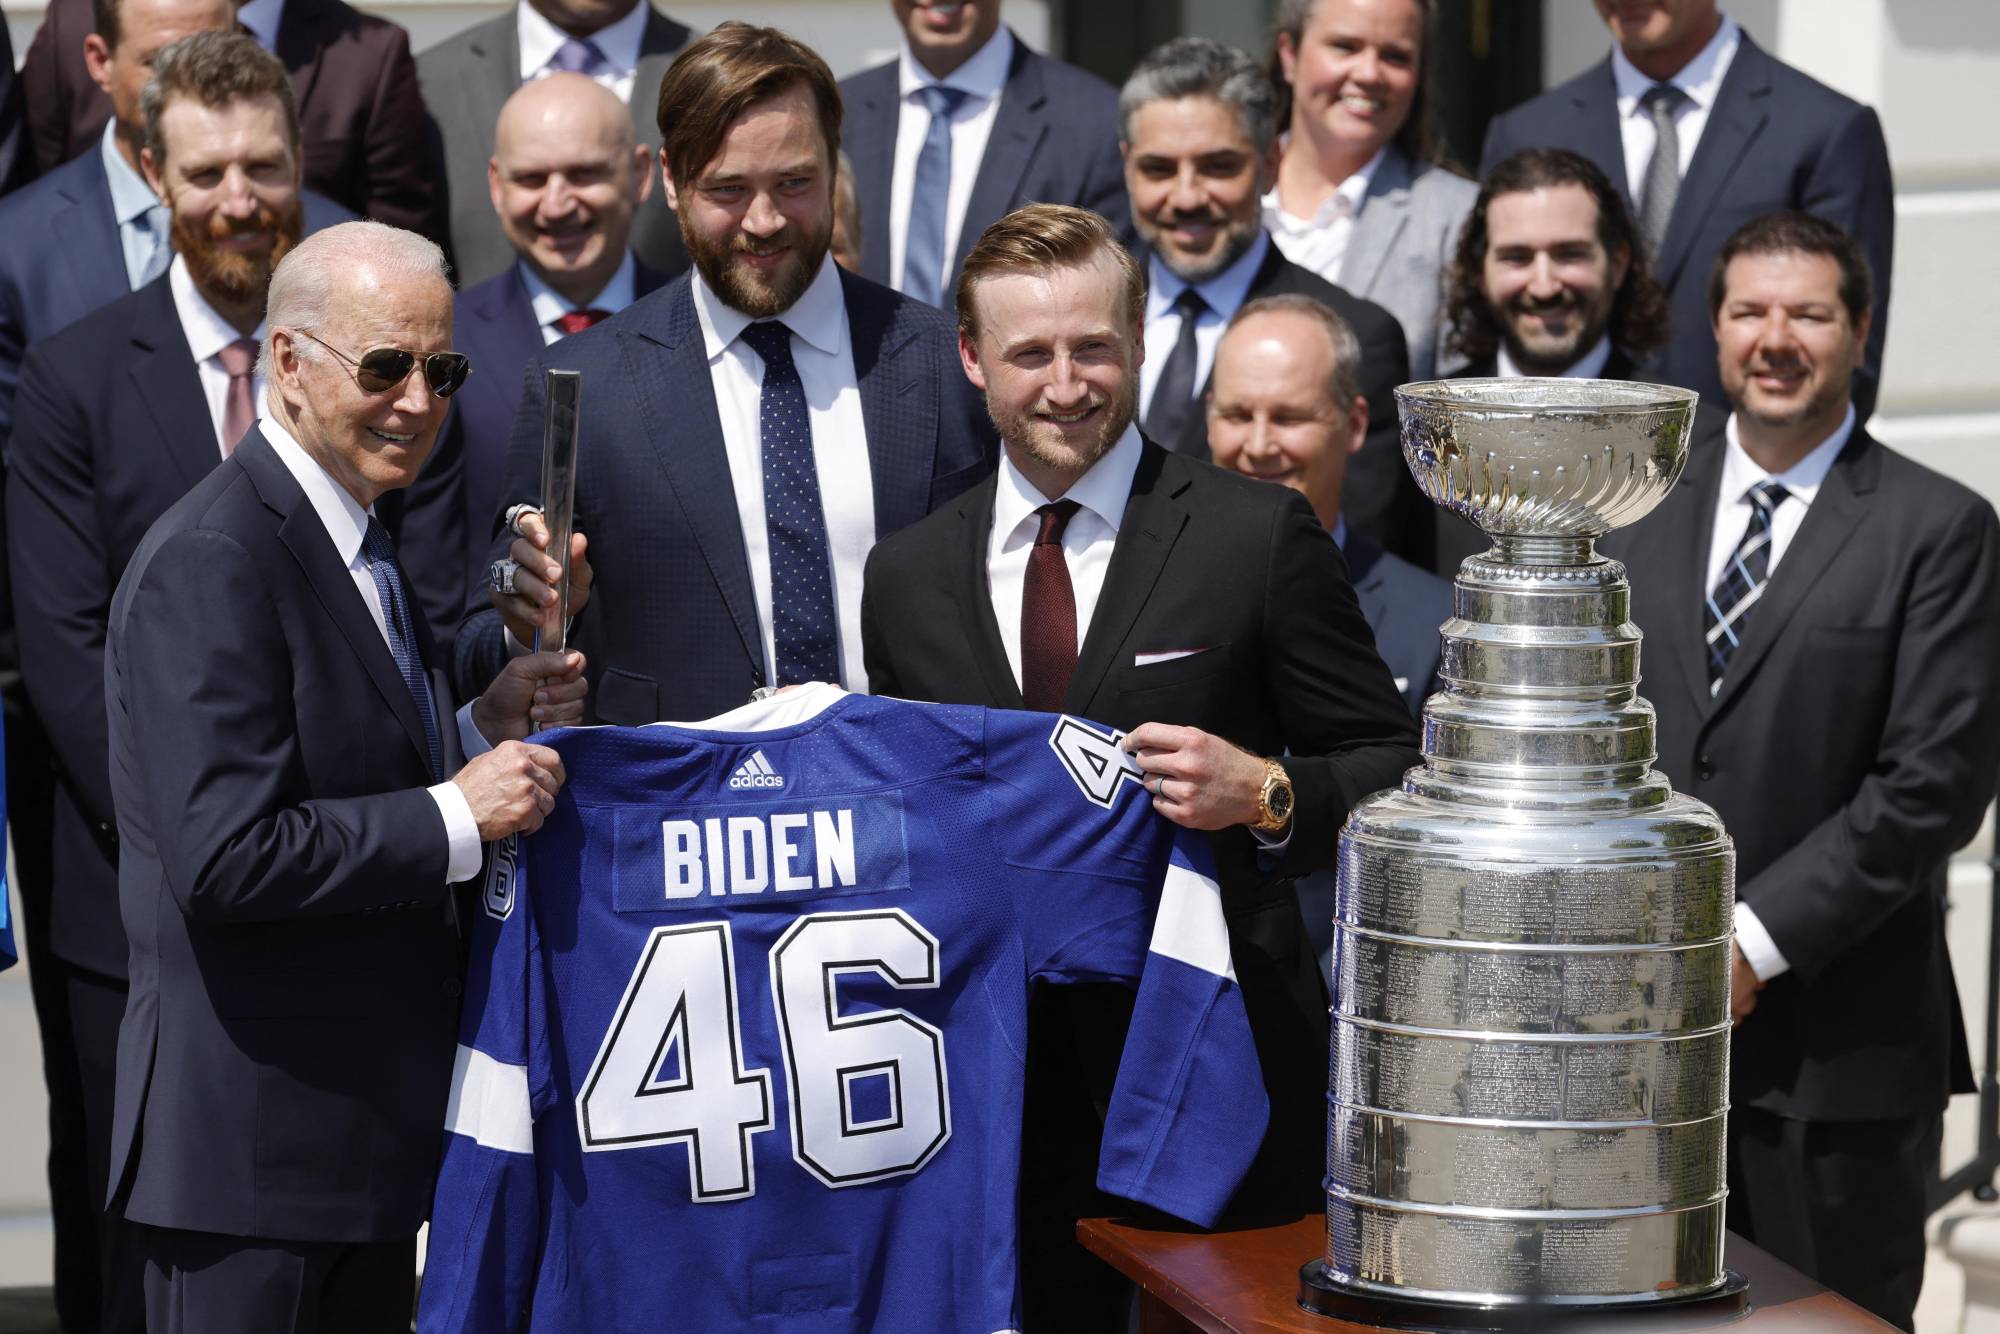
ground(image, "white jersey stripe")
xmin=443 ymin=1043 xmax=534 ymax=1154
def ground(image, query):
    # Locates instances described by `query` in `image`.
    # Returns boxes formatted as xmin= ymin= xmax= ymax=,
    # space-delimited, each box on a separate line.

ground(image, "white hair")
xmin=258 ymin=221 xmax=451 ymax=379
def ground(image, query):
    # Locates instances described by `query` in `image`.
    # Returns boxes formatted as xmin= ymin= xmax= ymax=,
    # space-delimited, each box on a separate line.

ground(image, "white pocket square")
xmin=1134 ymin=647 xmax=1209 ymax=667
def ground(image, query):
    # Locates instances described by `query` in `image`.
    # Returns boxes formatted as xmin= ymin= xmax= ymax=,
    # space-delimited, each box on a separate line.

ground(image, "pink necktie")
xmin=216 ymin=338 xmax=258 ymax=454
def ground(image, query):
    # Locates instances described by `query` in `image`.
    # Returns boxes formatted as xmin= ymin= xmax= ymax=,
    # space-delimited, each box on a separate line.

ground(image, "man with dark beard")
xmin=1 ymin=34 xmax=402 ymax=1328
xmin=459 ymin=21 xmax=995 ymax=719
xmin=860 ymin=203 xmax=1419 ymax=1329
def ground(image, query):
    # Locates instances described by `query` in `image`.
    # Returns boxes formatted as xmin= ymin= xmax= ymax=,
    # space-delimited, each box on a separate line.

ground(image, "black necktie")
xmin=1144 ymin=288 xmax=1208 ymax=448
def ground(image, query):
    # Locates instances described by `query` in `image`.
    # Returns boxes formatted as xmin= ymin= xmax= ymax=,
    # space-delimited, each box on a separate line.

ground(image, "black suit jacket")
xmin=4 ymin=275 xmax=463 ymax=980
xmin=454 ymin=263 xmax=997 ymax=714
xmin=1479 ymin=33 xmax=1893 ymax=417
xmin=19 ymin=0 xmax=434 ymax=232
xmin=1346 ymin=534 xmax=1449 ymax=717
xmin=105 ymin=427 xmax=466 ymax=1239
xmin=438 ymin=258 xmax=668 ymax=592
xmin=840 ymin=36 xmax=1131 ymax=299
xmin=1601 ymin=416 xmax=1999 ymax=1121
xmin=416 ymin=6 xmax=692 ymax=288
xmin=861 ymin=439 xmax=1419 ymax=1209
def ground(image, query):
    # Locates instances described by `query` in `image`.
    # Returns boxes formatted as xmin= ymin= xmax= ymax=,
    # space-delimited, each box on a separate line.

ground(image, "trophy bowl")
xmin=1397 ymin=378 xmax=1699 ymax=540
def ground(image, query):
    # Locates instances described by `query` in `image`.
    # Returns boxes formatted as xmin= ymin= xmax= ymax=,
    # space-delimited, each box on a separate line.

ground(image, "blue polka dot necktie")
xmin=361 ymin=516 xmax=445 ymax=781
xmin=739 ymin=321 xmax=841 ymax=687
xmin=1703 ymin=480 xmax=1790 ymax=694
xmin=900 ymin=84 xmax=969 ymax=307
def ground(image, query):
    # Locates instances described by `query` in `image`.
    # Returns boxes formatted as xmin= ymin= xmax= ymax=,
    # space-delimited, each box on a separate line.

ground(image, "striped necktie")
xmin=1703 ymin=480 xmax=1790 ymax=693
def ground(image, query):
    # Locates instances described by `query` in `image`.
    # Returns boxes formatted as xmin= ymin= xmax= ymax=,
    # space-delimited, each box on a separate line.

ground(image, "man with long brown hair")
xmin=463 ymin=21 xmax=994 ymax=718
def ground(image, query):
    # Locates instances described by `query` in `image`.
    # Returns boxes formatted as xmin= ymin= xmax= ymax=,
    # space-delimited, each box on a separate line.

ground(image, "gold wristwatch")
xmin=1251 ymin=759 xmax=1294 ymax=833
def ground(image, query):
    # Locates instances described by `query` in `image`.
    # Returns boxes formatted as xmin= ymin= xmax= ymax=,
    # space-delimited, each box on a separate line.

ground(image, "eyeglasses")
xmin=290 ymin=329 xmax=472 ymax=399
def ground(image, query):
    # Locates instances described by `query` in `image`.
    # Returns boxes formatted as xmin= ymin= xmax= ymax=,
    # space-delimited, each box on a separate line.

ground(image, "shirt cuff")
xmin=429 ymin=780 xmax=484 ymax=884
xmin=1734 ymin=902 xmax=1790 ymax=982
xmin=1249 ymin=823 xmax=1292 ymax=854
xmin=457 ymin=699 xmax=494 ymax=760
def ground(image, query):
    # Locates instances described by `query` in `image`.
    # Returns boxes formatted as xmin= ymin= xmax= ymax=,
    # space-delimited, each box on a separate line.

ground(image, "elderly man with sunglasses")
xmin=101 ymin=219 xmax=590 ymax=1331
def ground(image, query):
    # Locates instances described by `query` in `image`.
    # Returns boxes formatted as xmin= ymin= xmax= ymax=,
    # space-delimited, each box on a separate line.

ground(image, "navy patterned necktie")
xmin=900 ymin=84 xmax=970 ymax=307
xmin=1703 ymin=480 xmax=1790 ymax=694
xmin=739 ymin=321 xmax=841 ymax=687
xmin=361 ymin=517 xmax=444 ymax=780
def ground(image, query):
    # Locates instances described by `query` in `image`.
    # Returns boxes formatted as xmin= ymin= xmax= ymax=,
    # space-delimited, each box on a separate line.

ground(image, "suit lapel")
xmin=951 ymin=474 xmax=1023 ymax=708
xmin=845 ymin=270 xmax=935 ymax=534
xmin=481 ymin=266 xmax=547 ymax=375
xmin=1646 ymin=427 xmax=1724 ymax=720
xmin=56 ymin=158 xmax=128 ymax=316
xmin=274 ymin=0 xmax=331 ymax=113
xmin=462 ymin=19 xmax=521 ymax=158
xmin=125 ymin=280 xmax=227 ymax=488
xmin=1067 ymin=442 xmax=1190 ymax=712
xmin=238 ymin=430 xmax=438 ymax=774
xmin=954 ymin=39 xmax=1047 ymax=277
xmin=1574 ymin=60 xmax=1631 ymax=207
xmin=1707 ymin=428 xmax=1873 ymax=716
xmin=845 ymin=65 xmax=899 ymax=285
xmin=1341 ymin=148 xmax=1412 ymax=300
xmin=1657 ymin=39 xmax=1772 ymax=287
xmin=623 ymin=282 xmax=766 ymax=676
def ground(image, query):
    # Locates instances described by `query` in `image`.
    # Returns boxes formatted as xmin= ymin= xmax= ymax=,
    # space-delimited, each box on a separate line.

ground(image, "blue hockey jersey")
xmin=418 ymin=687 xmax=1266 ymax=1333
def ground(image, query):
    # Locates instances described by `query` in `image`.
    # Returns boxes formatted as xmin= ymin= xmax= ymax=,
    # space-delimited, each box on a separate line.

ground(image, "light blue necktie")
xmin=137 ymin=203 xmax=173 ymax=287
xmin=739 ymin=321 xmax=841 ymax=687
xmin=900 ymin=84 xmax=969 ymax=307
xmin=361 ymin=517 xmax=444 ymax=781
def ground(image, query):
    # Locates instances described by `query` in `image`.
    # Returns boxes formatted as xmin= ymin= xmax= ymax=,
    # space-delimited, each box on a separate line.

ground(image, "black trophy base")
xmin=1298 ymin=1261 xmax=1752 ymax=1330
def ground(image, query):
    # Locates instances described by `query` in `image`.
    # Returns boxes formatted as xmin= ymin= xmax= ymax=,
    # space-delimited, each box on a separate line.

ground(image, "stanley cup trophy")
xmin=1301 ymin=379 xmax=1749 ymax=1323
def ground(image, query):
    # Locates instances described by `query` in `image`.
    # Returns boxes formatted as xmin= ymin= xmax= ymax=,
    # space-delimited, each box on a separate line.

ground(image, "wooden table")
xmin=1078 ymin=1214 xmax=1894 ymax=1332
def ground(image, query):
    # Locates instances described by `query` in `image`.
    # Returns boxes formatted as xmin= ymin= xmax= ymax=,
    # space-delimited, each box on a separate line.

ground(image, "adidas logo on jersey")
xmin=728 ymin=750 xmax=786 ymax=789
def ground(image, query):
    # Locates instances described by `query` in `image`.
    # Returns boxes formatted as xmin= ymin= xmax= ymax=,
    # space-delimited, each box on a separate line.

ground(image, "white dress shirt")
xmin=888 ymin=26 xmax=1013 ymax=298
xmin=234 ymin=0 xmax=285 ymax=51
xmin=521 ymin=251 xmax=639 ymax=346
xmin=1611 ymin=16 xmax=1741 ymax=206
xmin=101 ymin=121 xmax=166 ymax=292
xmin=1140 ymin=230 xmax=1271 ymax=415
xmin=1707 ymin=402 xmax=1856 ymax=983
xmin=1262 ymin=145 xmax=1384 ymax=286
xmin=986 ymin=423 xmax=1141 ymax=689
xmin=691 ymin=256 xmax=877 ymax=692
xmin=169 ymin=256 xmax=269 ymax=455
xmin=1496 ymin=334 xmax=1613 ymax=381
xmin=259 ymin=414 xmax=488 ymax=884
xmin=518 ymin=0 xmax=649 ymax=104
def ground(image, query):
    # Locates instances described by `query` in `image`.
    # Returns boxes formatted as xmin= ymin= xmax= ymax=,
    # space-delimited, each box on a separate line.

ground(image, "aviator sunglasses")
xmin=291 ymin=329 xmax=472 ymax=399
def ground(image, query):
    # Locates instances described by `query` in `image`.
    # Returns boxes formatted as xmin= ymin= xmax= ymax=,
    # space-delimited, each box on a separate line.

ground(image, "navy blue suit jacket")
xmin=1344 ymin=534 xmax=1449 ymax=717
xmin=839 ymin=36 xmax=1130 ymax=298
xmin=440 ymin=259 xmax=669 ymax=592
xmin=1479 ymin=33 xmax=1893 ymax=417
xmin=454 ymin=264 xmax=998 ymax=718
xmin=0 ymin=148 xmax=353 ymax=447
xmin=5 ymin=275 xmax=463 ymax=980
xmin=105 ymin=426 xmax=465 ymax=1239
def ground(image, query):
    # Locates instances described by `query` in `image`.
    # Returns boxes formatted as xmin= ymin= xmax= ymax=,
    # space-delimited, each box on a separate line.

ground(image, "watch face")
xmin=1268 ymin=778 xmax=1294 ymax=822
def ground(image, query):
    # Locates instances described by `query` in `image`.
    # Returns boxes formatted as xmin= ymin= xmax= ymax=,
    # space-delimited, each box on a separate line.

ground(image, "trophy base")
xmin=1297 ymin=1261 xmax=1751 ymax=1330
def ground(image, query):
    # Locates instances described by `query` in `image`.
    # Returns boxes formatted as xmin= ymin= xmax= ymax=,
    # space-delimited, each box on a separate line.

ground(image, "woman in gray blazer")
xmin=1265 ymin=0 xmax=1476 ymax=381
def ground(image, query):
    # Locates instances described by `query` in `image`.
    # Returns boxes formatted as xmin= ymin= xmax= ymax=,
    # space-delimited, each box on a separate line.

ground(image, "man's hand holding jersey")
xmin=1122 ymin=723 xmax=1291 ymax=836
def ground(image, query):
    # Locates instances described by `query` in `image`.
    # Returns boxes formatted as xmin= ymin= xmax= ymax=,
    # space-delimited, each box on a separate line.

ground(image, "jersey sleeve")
xmin=418 ymin=838 xmax=547 ymax=1332
xmin=985 ymin=710 xmax=1269 ymax=1227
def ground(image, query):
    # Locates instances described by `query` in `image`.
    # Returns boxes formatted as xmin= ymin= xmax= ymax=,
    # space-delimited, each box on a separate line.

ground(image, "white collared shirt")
xmin=985 ymin=423 xmax=1142 ymax=690
xmin=258 ymin=413 xmax=487 ymax=883
xmin=1610 ymin=15 xmax=1742 ymax=206
xmin=101 ymin=120 xmax=166 ymax=291
xmin=169 ymin=255 xmax=269 ymax=455
xmin=234 ymin=0 xmax=285 ymax=51
xmin=690 ymin=256 xmax=876 ymax=691
xmin=888 ymin=26 xmax=1014 ymax=298
xmin=520 ymin=251 xmax=639 ymax=346
xmin=1262 ymin=144 xmax=1384 ymax=286
xmin=1495 ymin=334 xmax=1613 ymax=381
xmin=1140 ymin=230 xmax=1271 ymax=416
xmin=517 ymin=0 xmax=649 ymax=103
xmin=1706 ymin=401 xmax=1855 ymax=985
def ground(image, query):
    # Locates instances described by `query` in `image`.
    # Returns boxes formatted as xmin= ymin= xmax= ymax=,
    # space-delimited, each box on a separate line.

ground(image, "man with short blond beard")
xmin=3 ymin=32 xmax=365 ymax=1328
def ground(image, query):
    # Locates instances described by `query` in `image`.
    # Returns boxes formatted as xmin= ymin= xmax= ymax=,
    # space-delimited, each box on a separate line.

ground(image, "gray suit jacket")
xmin=417 ymin=4 xmax=693 ymax=288
xmin=1338 ymin=146 xmax=1477 ymax=382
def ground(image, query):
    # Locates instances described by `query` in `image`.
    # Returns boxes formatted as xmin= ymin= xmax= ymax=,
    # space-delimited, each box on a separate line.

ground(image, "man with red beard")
xmin=461 ymin=21 xmax=995 ymax=720
xmin=1 ymin=32 xmax=422 ymax=1330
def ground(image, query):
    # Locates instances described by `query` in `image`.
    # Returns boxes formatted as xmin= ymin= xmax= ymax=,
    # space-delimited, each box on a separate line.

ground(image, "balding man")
xmin=105 ymin=220 xmax=586 ymax=1329
xmin=438 ymin=72 xmax=668 ymax=601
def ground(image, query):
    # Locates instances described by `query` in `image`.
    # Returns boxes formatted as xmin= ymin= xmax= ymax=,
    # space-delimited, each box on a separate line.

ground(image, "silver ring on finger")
xmin=489 ymin=558 xmax=520 ymax=595
xmin=504 ymin=503 xmax=543 ymax=539
xmin=1148 ymin=773 xmax=1163 ymax=797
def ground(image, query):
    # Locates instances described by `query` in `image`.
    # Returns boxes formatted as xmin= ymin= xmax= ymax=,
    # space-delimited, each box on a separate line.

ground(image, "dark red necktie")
xmin=1020 ymin=500 xmax=1081 ymax=711
xmin=554 ymin=308 xmax=609 ymax=336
